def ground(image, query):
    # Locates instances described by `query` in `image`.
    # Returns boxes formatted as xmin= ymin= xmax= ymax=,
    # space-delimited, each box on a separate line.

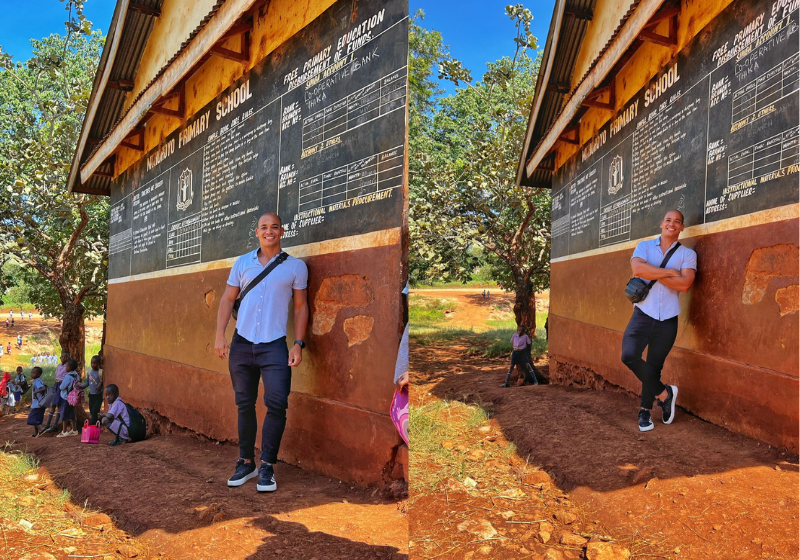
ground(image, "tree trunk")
xmin=59 ymin=301 xmax=86 ymax=374
xmin=512 ymin=277 xmax=537 ymax=335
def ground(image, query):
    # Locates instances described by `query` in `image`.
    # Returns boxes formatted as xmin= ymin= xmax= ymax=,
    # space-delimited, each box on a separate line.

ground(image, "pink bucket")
xmin=81 ymin=420 xmax=101 ymax=444
xmin=390 ymin=387 xmax=409 ymax=446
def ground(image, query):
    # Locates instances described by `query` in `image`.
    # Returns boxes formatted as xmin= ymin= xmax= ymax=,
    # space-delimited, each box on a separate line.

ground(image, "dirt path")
xmin=411 ymin=288 xmax=547 ymax=331
xmin=0 ymin=413 xmax=408 ymax=560
xmin=411 ymin=339 xmax=799 ymax=560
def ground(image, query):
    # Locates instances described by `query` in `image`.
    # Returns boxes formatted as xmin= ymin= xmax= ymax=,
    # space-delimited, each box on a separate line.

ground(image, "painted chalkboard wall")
xmin=108 ymin=0 xmax=408 ymax=279
xmin=551 ymin=0 xmax=798 ymax=259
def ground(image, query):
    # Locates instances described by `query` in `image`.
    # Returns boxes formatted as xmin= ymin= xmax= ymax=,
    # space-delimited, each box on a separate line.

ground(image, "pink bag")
xmin=81 ymin=420 xmax=101 ymax=444
xmin=390 ymin=387 xmax=409 ymax=446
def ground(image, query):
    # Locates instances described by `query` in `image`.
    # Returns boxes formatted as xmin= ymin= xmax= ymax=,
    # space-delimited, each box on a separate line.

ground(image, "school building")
xmin=518 ymin=0 xmax=798 ymax=450
xmin=67 ymin=0 xmax=409 ymax=484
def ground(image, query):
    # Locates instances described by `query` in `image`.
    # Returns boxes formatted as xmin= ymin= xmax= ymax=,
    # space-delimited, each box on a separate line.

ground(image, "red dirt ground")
xmin=409 ymin=290 xmax=798 ymax=560
xmin=411 ymin=337 xmax=799 ymax=560
xmin=0 ymin=413 xmax=408 ymax=560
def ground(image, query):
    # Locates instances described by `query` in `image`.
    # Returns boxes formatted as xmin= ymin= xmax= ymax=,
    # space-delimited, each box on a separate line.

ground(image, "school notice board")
xmin=550 ymin=0 xmax=798 ymax=259
xmin=108 ymin=0 xmax=408 ymax=279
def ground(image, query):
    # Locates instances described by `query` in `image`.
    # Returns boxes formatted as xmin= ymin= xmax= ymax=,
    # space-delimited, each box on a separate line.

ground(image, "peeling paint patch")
xmin=775 ymin=285 xmax=799 ymax=316
xmin=742 ymin=244 xmax=799 ymax=305
xmin=204 ymin=289 xmax=216 ymax=308
xmin=312 ymin=274 xmax=374 ymax=335
xmin=343 ymin=315 xmax=374 ymax=347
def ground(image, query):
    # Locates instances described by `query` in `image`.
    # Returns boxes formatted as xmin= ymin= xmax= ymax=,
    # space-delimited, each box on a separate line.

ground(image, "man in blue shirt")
xmin=622 ymin=210 xmax=697 ymax=432
xmin=215 ymin=212 xmax=309 ymax=492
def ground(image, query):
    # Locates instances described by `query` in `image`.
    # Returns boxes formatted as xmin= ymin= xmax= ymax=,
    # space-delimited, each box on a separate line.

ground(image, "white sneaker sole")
xmin=639 ymin=423 xmax=654 ymax=432
xmin=663 ymin=385 xmax=678 ymax=425
xmin=257 ymin=481 xmax=277 ymax=492
xmin=227 ymin=469 xmax=258 ymax=487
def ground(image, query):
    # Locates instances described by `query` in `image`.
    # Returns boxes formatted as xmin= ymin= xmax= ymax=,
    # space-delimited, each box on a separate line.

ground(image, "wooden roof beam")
xmin=525 ymin=0 xmax=668 ymax=178
xmin=210 ymin=28 xmax=251 ymax=65
xmin=80 ymin=0 xmax=261 ymax=183
xmin=128 ymin=2 xmax=161 ymax=17
xmin=564 ymin=6 xmax=593 ymax=21
xmin=547 ymin=82 xmax=571 ymax=94
xmin=106 ymin=79 xmax=135 ymax=92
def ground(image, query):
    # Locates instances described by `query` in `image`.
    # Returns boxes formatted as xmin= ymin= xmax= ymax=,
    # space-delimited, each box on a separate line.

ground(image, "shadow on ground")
xmin=412 ymin=339 xmax=799 ymax=560
xmin=0 ymin=415 xmax=408 ymax=560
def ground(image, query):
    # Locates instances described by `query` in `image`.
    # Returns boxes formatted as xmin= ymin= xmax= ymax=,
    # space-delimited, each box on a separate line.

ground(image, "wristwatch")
xmin=294 ymin=340 xmax=305 ymax=349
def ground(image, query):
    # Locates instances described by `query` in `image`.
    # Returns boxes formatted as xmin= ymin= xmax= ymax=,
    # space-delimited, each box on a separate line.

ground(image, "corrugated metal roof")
xmin=517 ymin=0 xmax=646 ymax=187
xmin=68 ymin=0 xmax=227 ymax=195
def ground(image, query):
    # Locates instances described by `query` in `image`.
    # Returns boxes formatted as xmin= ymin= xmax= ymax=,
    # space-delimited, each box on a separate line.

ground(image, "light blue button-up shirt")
xmin=227 ymin=250 xmax=308 ymax=343
xmin=631 ymin=237 xmax=697 ymax=321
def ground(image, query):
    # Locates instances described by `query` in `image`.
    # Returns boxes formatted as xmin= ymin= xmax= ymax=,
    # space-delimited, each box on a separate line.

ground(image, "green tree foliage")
xmin=0 ymin=0 xmax=107 ymax=370
xmin=410 ymin=5 xmax=551 ymax=332
xmin=408 ymin=11 xmax=481 ymax=285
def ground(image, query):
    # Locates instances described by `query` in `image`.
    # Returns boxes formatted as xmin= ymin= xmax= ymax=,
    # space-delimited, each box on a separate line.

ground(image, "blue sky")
xmin=0 ymin=0 xmax=556 ymax=95
xmin=0 ymin=0 xmax=116 ymax=63
xmin=410 ymin=0 xmax=556 ymax=94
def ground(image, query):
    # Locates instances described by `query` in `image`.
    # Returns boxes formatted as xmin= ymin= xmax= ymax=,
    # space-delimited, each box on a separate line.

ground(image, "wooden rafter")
xmin=80 ymin=0 xmax=261 ymax=183
xmin=564 ymin=6 xmax=593 ymax=21
xmin=128 ymin=2 xmax=161 ymax=17
xmin=547 ymin=82 xmax=571 ymax=95
xmin=582 ymin=81 xmax=615 ymax=111
xmin=120 ymin=127 xmax=145 ymax=152
xmin=209 ymin=21 xmax=251 ymax=65
xmin=106 ymin=79 xmax=135 ymax=92
xmin=149 ymin=82 xmax=185 ymax=119
xmin=639 ymin=4 xmax=680 ymax=48
xmin=558 ymin=123 xmax=580 ymax=145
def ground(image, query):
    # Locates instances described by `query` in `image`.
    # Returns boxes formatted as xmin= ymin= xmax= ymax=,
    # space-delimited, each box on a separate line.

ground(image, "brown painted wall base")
xmin=105 ymin=344 xmax=404 ymax=485
xmin=550 ymin=218 xmax=799 ymax=452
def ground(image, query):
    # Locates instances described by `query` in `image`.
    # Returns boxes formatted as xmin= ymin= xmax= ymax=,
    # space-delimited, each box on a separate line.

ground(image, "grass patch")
xmin=409 ymin=399 xmax=491 ymax=492
xmin=409 ymin=295 xmax=456 ymax=324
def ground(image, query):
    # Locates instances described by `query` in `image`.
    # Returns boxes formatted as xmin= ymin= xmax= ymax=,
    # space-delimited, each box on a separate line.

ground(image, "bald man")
xmin=215 ymin=212 xmax=309 ymax=492
xmin=622 ymin=210 xmax=696 ymax=432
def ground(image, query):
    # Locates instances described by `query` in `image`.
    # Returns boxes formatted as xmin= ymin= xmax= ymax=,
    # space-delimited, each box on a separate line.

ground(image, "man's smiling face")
xmin=660 ymin=210 xmax=685 ymax=238
xmin=255 ymin=213 xmax=284 ymax=248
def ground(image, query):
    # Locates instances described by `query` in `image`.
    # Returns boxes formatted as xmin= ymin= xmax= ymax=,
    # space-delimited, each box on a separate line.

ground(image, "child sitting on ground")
xmin=28 ymin=367 xmax=45 ymax=437
xmin=56 ymin=359 xmax=80 ymax=437
xmin=502 ymin=325 xmax=540 ymax=387
xmin=78 ymin=355 xmax=103 ymax=424
xmin=99 ymin=384 xmax=130 ymax=446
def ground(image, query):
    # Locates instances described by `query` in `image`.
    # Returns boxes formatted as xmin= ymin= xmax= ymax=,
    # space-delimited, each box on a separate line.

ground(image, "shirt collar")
xmin=250 ymin=248 xmax=281 ymax=265
xmin=655 ymin=236 xmax=680 ymax=253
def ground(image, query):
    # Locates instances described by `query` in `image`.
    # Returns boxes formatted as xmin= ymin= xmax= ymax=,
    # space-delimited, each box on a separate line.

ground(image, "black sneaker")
xmin=227 ymin=459 xmax=257 ymax=487
xmin=108 ymin=437 xmax=128 ymax=446
xmin=659 ymin=385 xmax=678 ymax=424
xmin=257 ymin=462 xmax=277 ymax=492
xmin=638 ymin=409 xmax=654 ymax=432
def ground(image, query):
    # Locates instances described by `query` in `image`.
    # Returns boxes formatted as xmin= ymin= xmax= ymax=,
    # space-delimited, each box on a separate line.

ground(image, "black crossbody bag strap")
xmin=647 ymin=242 xmax=682 ymax=288
xmin=232 ymin=251 xmax=288 ymax=319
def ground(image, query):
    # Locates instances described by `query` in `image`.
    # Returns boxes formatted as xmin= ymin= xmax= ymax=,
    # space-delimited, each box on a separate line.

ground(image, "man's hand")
xmin=288 ymin=344 xmax=302 ymax=367
xmin=215 ymin=333 xmax=229 ymax=359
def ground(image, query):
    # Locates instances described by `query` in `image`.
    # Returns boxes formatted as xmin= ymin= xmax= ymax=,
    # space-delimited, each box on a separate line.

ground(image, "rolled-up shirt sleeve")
xmin=682 ymin=248 xmax=698 ymax=270
xmin=631 ymin=241 xmax=647 ymax=261
xmin=293 ymin=260 xmax=308 ymax=290
xmin=227 ymin=259 xmax=241 ymax=288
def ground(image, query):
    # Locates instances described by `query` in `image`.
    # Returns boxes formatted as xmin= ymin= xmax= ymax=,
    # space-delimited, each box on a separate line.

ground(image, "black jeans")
xmin=621 ymin=307 xmax=678 ymax=409
xmin=88 ymin=393 xmax=103 ymax=424
xmin=229 ymin=331 xmax=291 ymax=464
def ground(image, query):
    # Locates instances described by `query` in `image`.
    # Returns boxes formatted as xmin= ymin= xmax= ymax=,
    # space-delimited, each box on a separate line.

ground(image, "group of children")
xmin=0 ymin=353 xmax=133 ymax=446
xmin=30 ymin=353 xmax=59 ymax=365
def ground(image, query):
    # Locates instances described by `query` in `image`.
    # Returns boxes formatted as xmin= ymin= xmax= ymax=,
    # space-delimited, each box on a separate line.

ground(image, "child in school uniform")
xmin=28 ymin=367 xmax=45 ymax=437
xmin=44 ymin=352 xmax=69 ymax=433
xmin=78 ymin=355 xmax=103 ymax=424
xmin=56 ymin=359 xmax=80 ymax=437
xmin=99 ymin=384 xmax=130 ymax=446
xmin=12 ymin=367 xmax=25 ymax=412
xmin=0 ymin=371 xmax=14 ymax=415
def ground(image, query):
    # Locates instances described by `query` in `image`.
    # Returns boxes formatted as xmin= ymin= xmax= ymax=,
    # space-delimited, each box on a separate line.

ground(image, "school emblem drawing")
xmin=608 ymin=155 xmax=624 ymax=195
xmin=176 ymin=167 xmax=193 ymax=211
